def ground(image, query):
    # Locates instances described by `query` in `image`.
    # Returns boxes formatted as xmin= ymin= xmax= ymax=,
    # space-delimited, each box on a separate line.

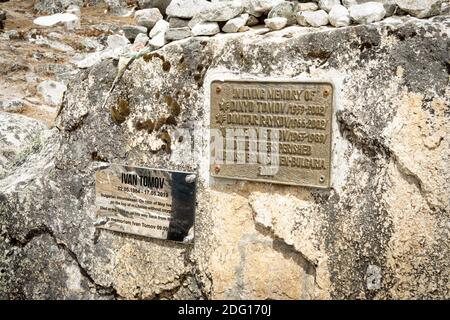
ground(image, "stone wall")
xmin=0 ymin=15 xmax=449 ymax=299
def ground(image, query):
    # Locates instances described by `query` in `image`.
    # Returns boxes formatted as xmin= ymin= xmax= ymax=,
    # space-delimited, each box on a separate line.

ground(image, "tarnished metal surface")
xmin=210 ymin=80 xmax=333 ymax=188
xmin=95 ymin=164 xmax=196 ymax=242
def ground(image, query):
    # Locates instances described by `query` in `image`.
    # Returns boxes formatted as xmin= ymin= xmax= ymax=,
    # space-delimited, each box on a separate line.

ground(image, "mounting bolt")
xmin=214 ymin=164 xmax=221 ymax=174
xmin=319 ymin=175 xmax=325 ymax=183
xmin=323 ymin=89 xmax=330 ymax=97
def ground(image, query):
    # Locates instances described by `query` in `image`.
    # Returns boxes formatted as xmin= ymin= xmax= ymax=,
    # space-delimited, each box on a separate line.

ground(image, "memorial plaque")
xmin=210 ymin=80 xmax=333 ymax=188
xmin=95 ymin=164 xmax=196 ymax=242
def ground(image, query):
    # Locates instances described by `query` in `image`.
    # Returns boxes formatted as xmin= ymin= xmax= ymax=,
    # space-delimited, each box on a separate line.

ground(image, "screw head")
xmin=214 ymin=165 xmax=221 ymax=174
xmin=215 ymin=86 xmax=221 ymax=93
xmin=323 ymin=89 xmax=330 ymax=97
xmin=319 ymin=175 xmax=325 ymax=183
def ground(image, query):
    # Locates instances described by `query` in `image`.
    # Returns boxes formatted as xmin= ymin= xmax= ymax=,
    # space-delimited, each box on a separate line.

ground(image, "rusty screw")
xmin=323 ymin=89 xmax=330 ymax=98
xmin=216 ymin=86 xmax=221 ymax=94
xmin=214 ymin=164 xmax=221 ymax=174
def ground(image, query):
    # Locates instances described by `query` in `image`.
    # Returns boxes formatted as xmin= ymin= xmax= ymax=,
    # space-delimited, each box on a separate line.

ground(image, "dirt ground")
xmin=0 ymin=0 xmax=135 ymax=126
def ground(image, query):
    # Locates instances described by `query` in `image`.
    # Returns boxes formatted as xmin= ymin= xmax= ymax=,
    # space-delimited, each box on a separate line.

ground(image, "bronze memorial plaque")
xmin=95 ymin=164 xmax=196 ymax=242
xmin=210 ymin=80 xmax=333 ymax=188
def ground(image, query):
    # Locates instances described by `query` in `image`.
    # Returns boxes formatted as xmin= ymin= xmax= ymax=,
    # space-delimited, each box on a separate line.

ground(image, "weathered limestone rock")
xmin=195 ymin=0 xmax=245 ymax=22
xmin=168 ymin=17 xmax=190 ymax=28
xmin=36 ymin=80 xmax=67 ymax=106
xmin=298 ymin=2 xmax=319 ymax=11
xmin=166 ymin=0 xmax=211 ymax=19
xmin=149 ymin=31 xmax=167 ymax=47
xmin=395 ymin=0 xmax=443 ymax=18
xmin=343 ymin=0 xmax=397 ymax=16
xmin=222 ymin=14 xmax=249 ymax=33
xmin=264 ymin=17 xmax=287 ymax=30
xmin=349 ymin=2 xmax=386 ymax=24
xmin=164 ymin=27 xmax=192 ymax=41
xmin=134 ymin=8 xmax=163 ymax=29
xmin=245 ymin=0 xmax=284 ymax=17
xmin=246 ymin=15 xmax=260 ymax=26
xmin=267 ymin=1 xmax=298 ymax=25
xmin=134 ymin=33 xmax=150 ymax=46
xmin=0 ymin=17 xmax=449 ymax=300
xmin=329 ymin=5 xmax=351 ymax=27
xmin=319 ymin=0 xmax=342 ymax=12
xmin=302 ymin=10 xmax=330 ymax=27
xmin=192 ymin=22 xmax=221 ymax=36
xmin=150 ymin=19 xmax=170 ymax=38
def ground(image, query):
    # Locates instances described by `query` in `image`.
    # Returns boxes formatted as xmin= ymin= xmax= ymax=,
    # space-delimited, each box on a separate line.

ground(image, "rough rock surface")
xmin=349 ymin=2 xmax=386 ymax=24
xmin=329 ymin=5 xmax=351 ymax=27
xmin=0 ymin=16 xmax=449 ymax=300
xmin=343 ymin=0 xmax=397 ymax=16
xmin=33 ymin=0 xmax=83 ymax=14
xmin=395 ymin=0 xmax=443 ymax=18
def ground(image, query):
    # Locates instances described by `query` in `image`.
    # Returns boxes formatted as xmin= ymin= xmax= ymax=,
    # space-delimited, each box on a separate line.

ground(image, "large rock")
xmin=1 ymin=17 xmax=449 ymax=300
xmin=329 ymin=4 xmax=351 ymax=27
xmin=349 ymin=2 xmax=386 ymax=24
xmin=395 ymin=0 xmax=443 ymax=18
xmin=245 ymin=0 xmax=284 ymax=17
xmin=343 ymin=0 xmax=397 ymax=16
xmin=134 ymin=8 xmax=163 ymax=29
xmin=267 ymin=1 xmax=298 ymax=25
xmin=194 ymin=0 xmax=244 ymax=22
xmin=191 ymin=22 xmax=221 ymax=36
xmin=319 ymin=0 xmax=342 ymax=12
xmin=222 ymin=14 xmax=249 ymax=33
xmin=165 ymin=0 xmax=211 ymax=19
xmin=264 ymin=16 xmax=287 ymax=30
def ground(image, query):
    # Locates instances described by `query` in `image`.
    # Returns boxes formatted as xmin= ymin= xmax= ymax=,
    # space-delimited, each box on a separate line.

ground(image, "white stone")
xmin=329 ymin=5 xmax=351 ymax=27
xmin=319 ymin=0 xmax=342 ymax=12
xmin=134 ymin=33 xmax=149 ymax=45
xmin=37 ymin=80 xmax=67 ymax=106
xmin=264 ymin=17 xmax=287 ymax=30
xmin=246 ymin=0 xmax=284 ymax=17
xmin=33 ymin=13 xmax=79 ymax=29
xmin=395 ymin=0 xmax=442 ymax=18
xmin=191 ymin=22 xmax=220 ymax=36
xmin=296 ymin=11 xmax=308 ymax=26
xmin=149 ymin=19 xmax=170 ymax=38
xmin=194 ymin=0 xmax=244 ymax=22
xmin=302 ymin=10 xmax=329 ymax=27
xmin=298 ymin=2 xmax=319 ymax=11
xmin=164 ymin=27 xmax=192 ymax=41
xmin=166 ymin=0 xmax=211 ymax=18
xmin=222 ymin=14 xmax=249 ymax=33
xmin=149 ymin=32 xmax=167 ymax=47
xmin=349 ymin=2 xmax=386 ymax=24
xmin=342 ymin=0 xmax=396 ymax=16
xmin=134 ymin=8 xmax=163 ymax=29
xmin=107 ymin=34 xmax=130 ymax=50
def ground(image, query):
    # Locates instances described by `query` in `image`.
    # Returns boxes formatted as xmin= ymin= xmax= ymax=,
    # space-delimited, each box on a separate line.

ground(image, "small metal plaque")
xmin=95 ymin=164 xmax=196 ymax=242
xmin=210 ymin=80 xmax=333 ymax=188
